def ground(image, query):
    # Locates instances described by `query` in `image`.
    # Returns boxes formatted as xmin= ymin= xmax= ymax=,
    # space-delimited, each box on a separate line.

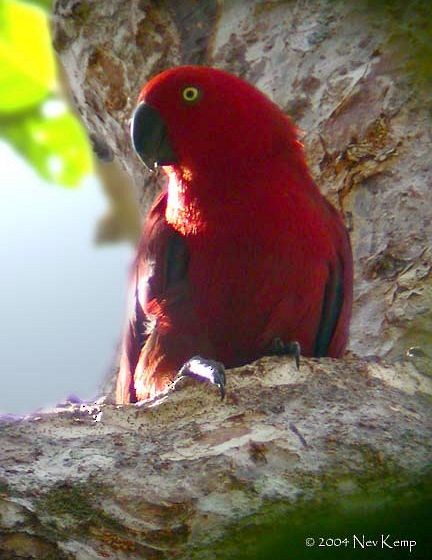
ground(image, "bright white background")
xmin=0 ymin=143 xmax=133 ymax=414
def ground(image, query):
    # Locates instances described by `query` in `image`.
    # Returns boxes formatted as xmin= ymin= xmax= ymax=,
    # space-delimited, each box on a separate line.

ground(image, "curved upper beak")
xmin=130 ymin=103 xmax=177 ymax=171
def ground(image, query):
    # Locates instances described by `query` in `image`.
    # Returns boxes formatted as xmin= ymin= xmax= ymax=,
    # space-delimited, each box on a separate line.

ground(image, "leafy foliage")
xmin=0 ymin=0 xmax=92 ymax=186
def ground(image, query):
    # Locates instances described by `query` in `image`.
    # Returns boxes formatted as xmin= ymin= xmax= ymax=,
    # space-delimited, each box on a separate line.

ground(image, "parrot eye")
xmin=182 ymin=86 xmax=201 ymax=104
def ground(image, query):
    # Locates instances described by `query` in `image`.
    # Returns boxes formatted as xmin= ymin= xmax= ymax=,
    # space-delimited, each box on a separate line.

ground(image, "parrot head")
xmin=130 ymin=65 xmax=301 ymax=177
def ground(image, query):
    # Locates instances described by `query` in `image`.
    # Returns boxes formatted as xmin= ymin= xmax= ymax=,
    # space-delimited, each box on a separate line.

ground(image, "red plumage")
xmin=116 ymin=66 xmax=353 ymax=404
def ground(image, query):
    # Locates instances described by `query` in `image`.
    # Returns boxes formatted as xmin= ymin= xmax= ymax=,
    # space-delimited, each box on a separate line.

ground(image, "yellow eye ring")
xmin=182 ymin=86 xmax=201 ymax=104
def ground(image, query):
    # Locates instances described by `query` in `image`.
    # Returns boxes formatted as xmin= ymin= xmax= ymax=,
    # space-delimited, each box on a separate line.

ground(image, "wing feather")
xmin=116 ymin=192 xmax=190 ymax=403
xmin=313 ymin=258 xmax=344 ymax=358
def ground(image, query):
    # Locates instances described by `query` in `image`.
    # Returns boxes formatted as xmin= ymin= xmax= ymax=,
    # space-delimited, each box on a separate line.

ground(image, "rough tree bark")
xmin=1 ymin=1 xmax=431 ymax=558
xmin=51 ymin=0 xmax=432 ymax=363
xmin=1 ymin=358 xmax=431 ymax=559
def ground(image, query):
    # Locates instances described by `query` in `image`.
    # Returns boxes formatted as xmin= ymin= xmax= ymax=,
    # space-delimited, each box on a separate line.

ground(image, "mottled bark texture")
xmin=1 ymin=1 xmax=431 ymax=559
xmin=1 ymin=358 xmax=432 ymax=559
xmin=51 ymin=0 xmax=432 ymax=363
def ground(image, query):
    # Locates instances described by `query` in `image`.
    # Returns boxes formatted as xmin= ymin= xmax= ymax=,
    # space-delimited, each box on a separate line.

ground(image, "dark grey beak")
xmin=130 ymin=103 xmax=177 ymax=171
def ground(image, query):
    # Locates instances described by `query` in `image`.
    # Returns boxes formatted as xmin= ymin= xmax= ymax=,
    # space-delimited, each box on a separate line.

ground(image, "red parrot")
xmin=116 ymin=66 xmax=353 ymax=404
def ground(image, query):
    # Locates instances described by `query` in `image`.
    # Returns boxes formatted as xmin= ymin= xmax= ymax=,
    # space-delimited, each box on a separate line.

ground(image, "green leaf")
xmin=0 ymin=0 xmax=56 ymax=113
xmin=25 ymin=0 xmax=52 ymax=9
xmin=3 ymin=103 xmax=93 ymax=187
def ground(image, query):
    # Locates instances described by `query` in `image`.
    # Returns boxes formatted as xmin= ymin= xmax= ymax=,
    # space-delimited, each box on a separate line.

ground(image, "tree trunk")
xmin=51 ymin=0 xmax=432 ymax=363
xmin=1 ymin=357 xmax=431 ymax=559
xmin=1 ymin=1 xmax=431 ymax=558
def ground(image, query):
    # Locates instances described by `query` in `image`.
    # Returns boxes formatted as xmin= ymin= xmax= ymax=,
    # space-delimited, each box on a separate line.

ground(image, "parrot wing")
xmin=115 ymin=191 xmax=190 ymax=403
xmin=313 ymin=258 xmax=344 ymax=357
xmin=314 ymin=204 xmax=353 ymax=358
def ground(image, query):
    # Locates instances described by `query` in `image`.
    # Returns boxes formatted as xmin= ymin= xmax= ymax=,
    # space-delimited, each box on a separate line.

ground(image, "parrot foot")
xmin=269 ymin=338 xmax=301 ymax=369
xmin=173 ymin=356 xmax=226 ymax=400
